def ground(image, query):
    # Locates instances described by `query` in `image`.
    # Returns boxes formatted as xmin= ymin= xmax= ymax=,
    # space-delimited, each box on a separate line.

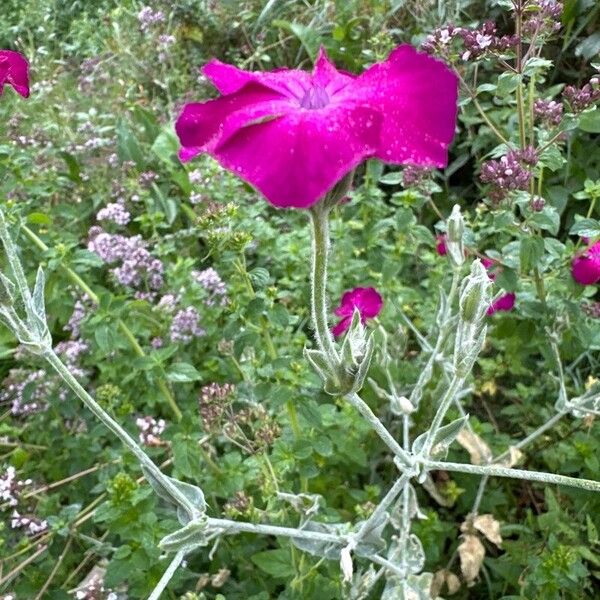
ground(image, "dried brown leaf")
xmin=473 ymin=514 xmax=502 ymax=547
xmin=458 ymin=534 xmax=485 ymax=584
xmin=456 ymin=429 xmax=492 ymax=465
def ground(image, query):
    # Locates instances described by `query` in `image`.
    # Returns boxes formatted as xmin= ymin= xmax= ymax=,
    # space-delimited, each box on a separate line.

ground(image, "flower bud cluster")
xmin=523 ymin=0 xmax=563 ymax=35
xmin=534 ymin=99 xmax=563 ymax=125
xmin=87 ymin=227 xmax=164 ymax=296
xmin=422 ymin=22 xmax=518 ymax=61
xmin=137 ymin=6 xmax=165 ymax=33
xmin=73 ymin=573 xmax=117 ymax=600
xmin=96 ymin=202 xmax=131 ymax=226
xmin=136 ymin=415 xmax=166 ymax=446
xmin=480 ymin=147 xmax=538 ymax=203
xmin=0 ymin=466 xmax=31 ymax=507
xmin=193 ymin=267 xmax=228 ymax=306
xmin=169 ymin=306 xmax=205 ymax=344
xmin=563 ymin=79 xmax=600 ymax=113
xmin=11 ymin=510 xmax=47 ymax=536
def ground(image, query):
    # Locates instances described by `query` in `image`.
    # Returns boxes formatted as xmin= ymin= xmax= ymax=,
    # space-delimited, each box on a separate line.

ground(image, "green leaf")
xmin=519 ymin=237 xmax=545 ymax=272
xmin=251 ymin=549 xmax=295 ymax=578
xmin=379 ymin=171 xmax=403 ymax=185
xmin=151 ymin=127 xmax=180 ymax=166
xmin=578 ymin=108 xmax=600 ymax=134
xmin=166 ymin=362 xmax=202 ymax=382
xmin=528 ymin=206 xmax=560 ymax=235
xmin=569 ymin=218 xmax=600 ymax=238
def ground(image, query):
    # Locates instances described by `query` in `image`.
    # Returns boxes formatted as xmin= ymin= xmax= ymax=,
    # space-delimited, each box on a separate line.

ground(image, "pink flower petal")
xmin=572 ymin=241 xmax=600 ymax=285
xmin=0 ymin=50 xmax=29 ymax=98
xmin=487 ymin=292 xmax=516 ymax=315
xmin=332 ymin=287 xmax=383 ymax=336
xmin=212 ymin=105 xmax=382 ymax=208
xmin=344 ymin=45 xmax=458 ymax=167
xmin=436 ymin=234 xmax=447 ymax=256
xmin=203 ymin=58 xmax=310 ymax=99
xmin=332 ymin=316 xmax=352 ymax=337
xmin=176 ymin=84 xmax=290 ymax=153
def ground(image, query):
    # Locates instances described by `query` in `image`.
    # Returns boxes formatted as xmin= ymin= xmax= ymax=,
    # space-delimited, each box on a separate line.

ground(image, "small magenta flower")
xmin=482 ymin=257 xmax=516 ymax=315
xmin=487 ymin=292 xmax=516 ymax=315
xmin=176 ymin=46 xmax=458 ymax=208
xmin=332 ymin=287 xmax=383 ymax=337
xmin=572 ymin=241 xmax=600 ymax=285
xmin=0 ymin=50 xmax=29 ymax=98
xmin=436 ymin=234 xmax=448 ymax=256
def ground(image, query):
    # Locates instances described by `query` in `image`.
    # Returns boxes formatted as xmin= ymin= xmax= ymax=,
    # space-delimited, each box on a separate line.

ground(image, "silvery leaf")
xmin=142 ymin=466 xmax=206 ymax=524
xmin=412 ymin=415 xmax=469 ymax=459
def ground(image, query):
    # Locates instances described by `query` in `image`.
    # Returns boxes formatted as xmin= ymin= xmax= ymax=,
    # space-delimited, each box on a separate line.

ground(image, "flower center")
xmin=299 ymin=85 xmax=330 ymax=109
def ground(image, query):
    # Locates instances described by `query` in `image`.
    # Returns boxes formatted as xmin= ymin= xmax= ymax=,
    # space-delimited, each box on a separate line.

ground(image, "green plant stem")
xmin=42 ymin=348 xmax=197 ymax=519
xmin=18 ymin=222 xmax=182 ymax=421
xmin=453 ymin=69 xmax=509 ymax=145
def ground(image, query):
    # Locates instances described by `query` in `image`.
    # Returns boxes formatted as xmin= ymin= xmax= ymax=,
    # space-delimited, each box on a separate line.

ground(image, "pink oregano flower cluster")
xmin=176 ymin=46 xmax=458 ymax=208
xmin=332 ymin=287 xmax=383 ymax=337
xmin=0 ymin=50 xmax=29 ymax=98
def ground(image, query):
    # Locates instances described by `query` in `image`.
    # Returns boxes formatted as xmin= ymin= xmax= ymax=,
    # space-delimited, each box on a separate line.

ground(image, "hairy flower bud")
xmin=459 ymin=261 xmax=491 ymax=324
xmin=446 ymin=205 xmax=465 ymax=267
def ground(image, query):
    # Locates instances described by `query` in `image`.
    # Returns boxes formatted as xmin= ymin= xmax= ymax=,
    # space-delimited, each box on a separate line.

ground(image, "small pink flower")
xmin=487 ymin=292 xmax=516 ymax=315
xmin=0 ymin=50 xmax=29 ymax=98
xmin=332 ymin=287 xmax=383 ymax=337
xmin=176 ymin=46 xmax=458 ymax=208
xmin=572 ymin=241 xmax=600 ymax=285
xmin=482 ymin=257 xmax=516 ymax=315
xmin=436 ymin=234 xmax=447 ymax=256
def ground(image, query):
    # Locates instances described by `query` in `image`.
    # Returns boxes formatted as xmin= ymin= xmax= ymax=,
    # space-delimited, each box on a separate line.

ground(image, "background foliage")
xmin=1 ymin=0 xmax=599 ymax=598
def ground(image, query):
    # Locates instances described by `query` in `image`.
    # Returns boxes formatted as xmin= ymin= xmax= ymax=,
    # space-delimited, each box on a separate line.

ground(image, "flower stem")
xmin=308 ymin=205 xmax=339 ymax=363
xmin=18 ymin=222 xmax=183 ymax=421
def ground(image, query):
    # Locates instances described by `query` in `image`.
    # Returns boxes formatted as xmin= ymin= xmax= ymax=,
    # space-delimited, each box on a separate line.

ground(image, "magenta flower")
xmin=436 ymin=234 xmax=447 ymax=256
xmin=332 ymin=287 xmax=383 ymax=337
xmin=482 ymin=257 xmax=516 ymax=315
xmin=487 ymin=292 xmax=516 ymax=315
xmin=0 ymin=50 xmax=29 ymax=98
xmin=176 ymin=46 xmax=458 ymax=208
xmin=572 ymin=241 xmax=600 ymax=285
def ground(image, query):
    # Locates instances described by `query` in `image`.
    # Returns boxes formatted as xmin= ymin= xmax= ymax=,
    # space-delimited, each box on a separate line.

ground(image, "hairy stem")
xmin=308 ymin=205 xmax=339 ymax=363
xmin=148 ymin=550 xmax=186 ymax=600
xmin=425 ymin=459 xmax=600 ymax=492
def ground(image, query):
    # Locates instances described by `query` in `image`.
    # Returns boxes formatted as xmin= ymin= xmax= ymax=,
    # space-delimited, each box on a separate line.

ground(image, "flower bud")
xmin=446 ymin=205 xmax=465 ymax=267
xmin=459 ymin=261 xmax=491 ymax=324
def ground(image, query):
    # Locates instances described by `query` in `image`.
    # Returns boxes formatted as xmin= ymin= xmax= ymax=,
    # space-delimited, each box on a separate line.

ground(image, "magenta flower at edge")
xmin=487 ymin=292 xmax=516 ymax=315
xmin=436 ymin=234 xmax=448 ymax=256
xmin=572 ymin=240 xmax=600 ymax=285
xmin=332 ymin=287 xmax=383 ymax=337
xmin=0 ymin=50 xmax=29 ymax=98
xmin=482 ymin=257 xmax=516 ymax=315
xmin=176 ymin=46 xmax=458 ymax=208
